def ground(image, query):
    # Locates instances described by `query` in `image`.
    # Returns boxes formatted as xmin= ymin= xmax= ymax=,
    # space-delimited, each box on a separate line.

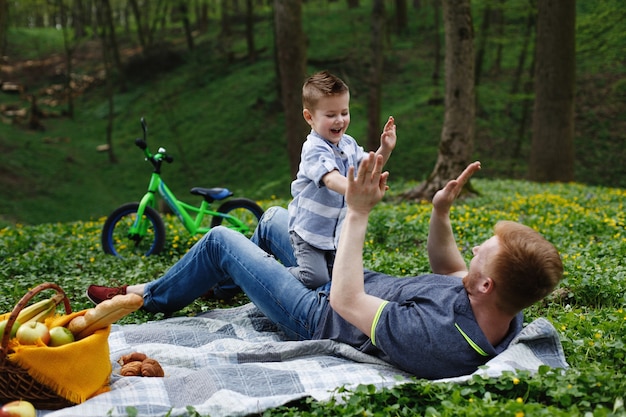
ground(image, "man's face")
xmin=463 ymin=236 xmax=501 ymax=292
xmin=303 ymin=92 xmax=350 ymax=144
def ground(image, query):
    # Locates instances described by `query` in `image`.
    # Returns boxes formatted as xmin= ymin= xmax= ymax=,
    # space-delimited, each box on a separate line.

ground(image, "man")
xmin=88 ymin=154 xmax=563 ymax=379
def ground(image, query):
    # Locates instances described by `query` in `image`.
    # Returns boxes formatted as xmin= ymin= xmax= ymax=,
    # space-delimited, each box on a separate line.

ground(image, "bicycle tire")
xmin=210 ymin=198 xmax=264 ymax=238
xmin=101 ymin=203 xmax=166 ymax=258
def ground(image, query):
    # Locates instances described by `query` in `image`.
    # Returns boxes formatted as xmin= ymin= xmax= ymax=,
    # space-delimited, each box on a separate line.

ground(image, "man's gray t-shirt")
xmin=313 ymin=270 xmax=523 ymax=379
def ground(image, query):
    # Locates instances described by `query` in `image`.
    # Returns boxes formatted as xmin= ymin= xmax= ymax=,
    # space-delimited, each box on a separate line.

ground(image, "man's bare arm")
xmin=427 ymin=162 xmax=481 ymax=277
xmin=329 ymin=152 xmax=388 ymax=337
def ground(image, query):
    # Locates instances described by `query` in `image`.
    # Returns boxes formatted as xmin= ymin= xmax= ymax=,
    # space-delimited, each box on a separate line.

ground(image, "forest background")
xmin=0 ymin=0 xmax=624 ymax=227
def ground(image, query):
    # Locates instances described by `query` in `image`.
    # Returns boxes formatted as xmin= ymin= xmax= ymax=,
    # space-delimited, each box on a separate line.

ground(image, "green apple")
xmin=0 ymin=400 xmax=36 ymax=417
xmin=48 ymin=326 xmax=75 ymax=347
xmin=15 ymin=321 xmax=50 ymax=345
xmin=0 ymin=319 xmax=21 ymax=340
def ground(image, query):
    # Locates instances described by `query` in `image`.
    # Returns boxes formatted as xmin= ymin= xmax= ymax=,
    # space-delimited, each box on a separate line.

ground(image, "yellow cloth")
xmin=5 ymin=310 xmax=112 ymax=405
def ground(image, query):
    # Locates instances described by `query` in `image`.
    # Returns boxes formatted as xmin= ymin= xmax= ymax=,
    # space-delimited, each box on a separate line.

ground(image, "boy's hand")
xmin=380 ymin=116 xmax=396 ymax=152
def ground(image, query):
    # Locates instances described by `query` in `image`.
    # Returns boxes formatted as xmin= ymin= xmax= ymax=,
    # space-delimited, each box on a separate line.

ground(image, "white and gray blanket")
xmin=40 ymin=304 xmax=568 ymax=417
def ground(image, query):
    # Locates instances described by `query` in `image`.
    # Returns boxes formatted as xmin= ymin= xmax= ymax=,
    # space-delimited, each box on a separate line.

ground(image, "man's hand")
xmin=432 ymin=161 xmax=481 ymax=214
xmin=428 ymin=161 xmax=481 ymax=277
xmin=346 ymin=152 xmax=389 ymax=216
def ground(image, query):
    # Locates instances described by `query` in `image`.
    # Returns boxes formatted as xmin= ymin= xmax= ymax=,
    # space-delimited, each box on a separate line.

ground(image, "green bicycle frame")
xmin=130 ymin=171 xmax=250 ymax=238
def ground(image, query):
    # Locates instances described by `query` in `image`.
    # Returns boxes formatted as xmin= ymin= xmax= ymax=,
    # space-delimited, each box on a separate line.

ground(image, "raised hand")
xmin=432 ymin=161 xmax=481 ymax=214
xmin=346 ymin=152 xmax=389 ymax=215
xmin=380 ymin=116 xmax=396 ymax=152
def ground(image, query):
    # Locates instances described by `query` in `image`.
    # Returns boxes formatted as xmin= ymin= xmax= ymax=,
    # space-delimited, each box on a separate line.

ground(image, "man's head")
xmin=302 ymin=71 xmax=350 ymax=144
xmin=465 ymin=221 xmax=563 ymax=314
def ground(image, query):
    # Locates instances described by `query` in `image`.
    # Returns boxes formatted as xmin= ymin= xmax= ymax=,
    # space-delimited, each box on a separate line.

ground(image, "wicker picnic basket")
xmin=0 ymin=282 xmax=75 ymax=409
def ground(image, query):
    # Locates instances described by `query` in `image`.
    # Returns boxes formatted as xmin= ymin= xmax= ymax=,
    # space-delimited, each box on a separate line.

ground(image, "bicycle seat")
xmin=190 ymin=187 xmax=234 ymax=202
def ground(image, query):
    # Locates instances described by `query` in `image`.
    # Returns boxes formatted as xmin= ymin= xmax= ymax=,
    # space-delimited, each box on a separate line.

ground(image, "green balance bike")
xmin=101 ymin=118 xmax=264 ymax=259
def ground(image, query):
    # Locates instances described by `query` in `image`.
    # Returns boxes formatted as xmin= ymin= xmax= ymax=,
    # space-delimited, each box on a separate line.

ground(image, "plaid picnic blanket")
xmin=39 ymin=304 xmax=568 ymax=417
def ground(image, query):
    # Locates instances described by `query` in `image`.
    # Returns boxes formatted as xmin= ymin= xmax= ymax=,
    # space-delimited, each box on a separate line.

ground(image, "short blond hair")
xmin=302 ymin=70 xmax=349 ymax=111
xmin=491 ymin=221 xmax=563 ymax=313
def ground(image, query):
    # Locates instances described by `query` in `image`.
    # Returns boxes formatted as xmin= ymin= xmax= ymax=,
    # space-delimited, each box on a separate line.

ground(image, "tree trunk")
xmin=72 ymin=0 xmax=87 ymax=39
xmin=274 ymin=0 xmax=308 ymax=180
xmin=491 ymin=0 xmax=505 ymax=76
xmin=128 ymin=0 xmax=146 ymax=52
xmin=96 ymin=1 xmax=117 ymax=164
xmin=0 ymin=0 xmax=8 ymax=56
xmin=506 ymin=4 xmax=535 ymax=116
xmin=179 ymin=1 xmax=195 ymax=51
xmin=100 ymin=0 xmax=126 ymax=91
xmin=58 ymin=0 xmax=75 ymax=118
xmin=401 ymin=0 xmax=475 ymax=201
xmin=474 ymin=4 xmax=490 ymax=87
xmin=529 ymin=0 xmax=575 ymax=182
xmin=431 ymin=0 xmax=442 ymax=88
xmin=395 ymin=0 xmax=407 ymax=33
xmin=245 ymin=0 xmax=257 ymax=62
xmin=366 ymin=0 xmax=385 ymax=151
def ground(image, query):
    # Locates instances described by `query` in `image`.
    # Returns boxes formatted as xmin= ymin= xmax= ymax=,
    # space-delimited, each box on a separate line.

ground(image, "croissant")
xmin=141 ymin=358 xmax=165 ymax=377
xmin=120 ymin=361 xmax=143 ymax=376
xmin=118 ymin=352 xmax=147 ymax=365
xmin=117 ymin=352 xmax=165 ymax=377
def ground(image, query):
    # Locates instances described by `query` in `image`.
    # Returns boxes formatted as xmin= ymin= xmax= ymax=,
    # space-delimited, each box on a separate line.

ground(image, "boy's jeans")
xmin=143 ymin=207 xmax=330 ymax=340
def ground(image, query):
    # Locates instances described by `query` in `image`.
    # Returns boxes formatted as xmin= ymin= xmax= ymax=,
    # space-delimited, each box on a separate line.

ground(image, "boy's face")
xmin=303 ymin=92 xmax=350 ymax=144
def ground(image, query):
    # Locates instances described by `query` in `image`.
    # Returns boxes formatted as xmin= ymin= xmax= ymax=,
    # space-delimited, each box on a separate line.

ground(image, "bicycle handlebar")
xmin=134 ymin=125 xmax=174 ymax=174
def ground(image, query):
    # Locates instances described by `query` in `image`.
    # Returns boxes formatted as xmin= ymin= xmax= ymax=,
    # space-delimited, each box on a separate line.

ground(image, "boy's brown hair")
xmin=302 ymin=71 xmax=349 ymax=110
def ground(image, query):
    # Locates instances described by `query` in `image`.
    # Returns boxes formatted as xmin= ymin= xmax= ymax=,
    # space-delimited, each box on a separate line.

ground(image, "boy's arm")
xmin=322 ymin=170 xmax=348 ymax=195
xmin=324 ymin=117 xmax=395 ymax=195
xmin=427 ymin=161 xmax=481 ymax=277
xmin=374 ymin=116 xmax=396 ymax=165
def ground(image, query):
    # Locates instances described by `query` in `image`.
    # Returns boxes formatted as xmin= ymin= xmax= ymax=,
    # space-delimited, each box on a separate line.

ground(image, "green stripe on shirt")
xmin=370 ymin=301 xmax=389 ymax=346
xmin=455 ymin=323 xmax=489 ymax=356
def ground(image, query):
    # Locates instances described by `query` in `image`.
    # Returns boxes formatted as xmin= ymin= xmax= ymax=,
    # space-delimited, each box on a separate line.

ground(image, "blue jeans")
xmin=143 ymin=207 xmax=331 ymax=340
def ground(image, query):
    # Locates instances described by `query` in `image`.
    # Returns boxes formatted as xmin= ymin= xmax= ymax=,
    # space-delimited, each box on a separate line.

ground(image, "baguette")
xmin=69 ymin=293 xmax=143 ymax=339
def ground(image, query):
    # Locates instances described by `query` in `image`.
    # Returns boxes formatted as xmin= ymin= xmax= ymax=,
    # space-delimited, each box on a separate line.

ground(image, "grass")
xmin=1 ymin=178 xmax=625 ymax=415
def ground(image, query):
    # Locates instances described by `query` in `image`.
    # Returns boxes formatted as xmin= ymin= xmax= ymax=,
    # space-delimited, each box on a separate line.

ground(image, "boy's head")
xmin=302 ymin=71 xmax=349 ymax=110
xmin=302 ymin=71 xmax=351 ymax=144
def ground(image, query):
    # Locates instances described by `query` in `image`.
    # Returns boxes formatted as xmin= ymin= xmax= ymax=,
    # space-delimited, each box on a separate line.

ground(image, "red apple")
xmin=15 ymin=322 xmax=50 ymax=345
xmin=48 ymin=326 xmax=75 ymax=347
xmin=0 ymin=400 xmax=36 ymax=417
xmin=0 ymin=319 xmax=21 ymax=340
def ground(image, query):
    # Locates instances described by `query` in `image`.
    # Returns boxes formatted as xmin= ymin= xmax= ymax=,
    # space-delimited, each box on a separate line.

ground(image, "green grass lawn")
xmin=1 ymin=178 xmax=625 ymax=416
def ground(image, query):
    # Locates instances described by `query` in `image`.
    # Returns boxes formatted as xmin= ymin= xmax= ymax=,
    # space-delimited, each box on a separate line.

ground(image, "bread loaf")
xmin=69 ymin=293 xmax=143 ymax=339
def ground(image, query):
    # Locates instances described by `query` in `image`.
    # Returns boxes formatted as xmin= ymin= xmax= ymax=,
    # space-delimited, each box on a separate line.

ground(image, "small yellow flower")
xmin=513 ymin=378 xmax=520 ymax=385
xmin=515 ymin=411 xmax=524 ymax=417
xmin=516 ymin=397 xmax=523 ymax=403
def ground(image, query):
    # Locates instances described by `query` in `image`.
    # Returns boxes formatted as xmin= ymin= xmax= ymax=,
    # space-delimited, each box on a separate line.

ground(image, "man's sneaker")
xmin=86 ymin=284 xmax=128 ymax=305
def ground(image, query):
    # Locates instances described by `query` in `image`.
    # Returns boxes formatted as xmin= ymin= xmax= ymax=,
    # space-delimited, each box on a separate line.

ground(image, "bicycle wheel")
xmin=210 ymin=198 xmax=264 ymax=238
xmin=101 ymin=203 xmax=166 ymax=258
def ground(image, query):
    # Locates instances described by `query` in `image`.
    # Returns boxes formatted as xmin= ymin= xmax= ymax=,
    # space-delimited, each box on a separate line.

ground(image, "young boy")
xmin=287 ymin=70 xmax=396 ymax=289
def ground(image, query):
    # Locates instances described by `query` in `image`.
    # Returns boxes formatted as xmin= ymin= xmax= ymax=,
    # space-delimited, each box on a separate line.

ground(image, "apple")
xmin=15 ymin=322 xmax=50 ymax=345
xmin=0 ymin=319 xmax=21 ymax=340
xmin=48 ymin=326 xmax=75 ymax=347
xmin=0 ymin=400 xmax=36 ymax=417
